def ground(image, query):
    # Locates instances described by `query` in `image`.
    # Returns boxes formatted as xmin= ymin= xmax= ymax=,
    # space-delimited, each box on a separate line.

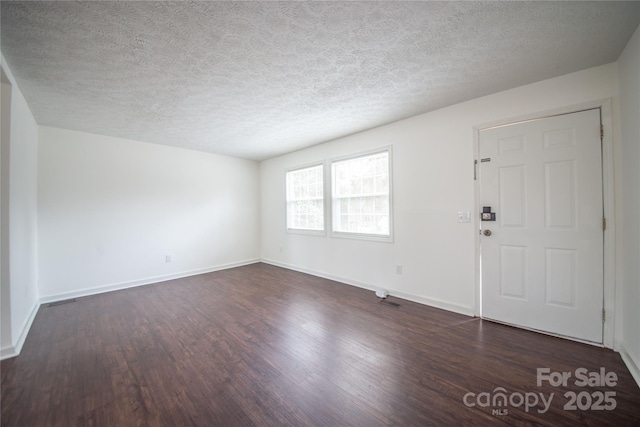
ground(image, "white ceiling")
xmin=2 ymin=1 xmax=639 ymax=161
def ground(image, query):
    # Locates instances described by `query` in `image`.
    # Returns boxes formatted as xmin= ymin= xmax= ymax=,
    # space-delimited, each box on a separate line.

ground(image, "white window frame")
xmin=285 ymin=162 xmax=327 ymax=236
xmin=330 ymin=147 xmax=393 ymax=242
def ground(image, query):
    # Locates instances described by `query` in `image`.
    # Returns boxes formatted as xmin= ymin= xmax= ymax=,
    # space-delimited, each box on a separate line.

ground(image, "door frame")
xmin=473 ymin=99 xmax=615 ymax=348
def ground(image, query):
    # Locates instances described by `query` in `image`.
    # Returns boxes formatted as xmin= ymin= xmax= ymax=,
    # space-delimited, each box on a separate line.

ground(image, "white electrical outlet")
xmin=457 ymin=211 xmax=471 ymax=223
xmin=165 ymin=255 xmax=172 ymax=263
xmin=396 ymin=264 xmax=403 ymax=274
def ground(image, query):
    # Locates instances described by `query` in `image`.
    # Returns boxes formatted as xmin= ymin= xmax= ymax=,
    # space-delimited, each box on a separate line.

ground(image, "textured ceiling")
xmin=2 ymin=1 xmax=640 ymax=161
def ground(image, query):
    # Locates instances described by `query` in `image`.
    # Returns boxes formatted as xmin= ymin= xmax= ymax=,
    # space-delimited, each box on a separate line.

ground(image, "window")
xmin=331 ymin=149 xmax=391 ymax=239
xmin=285 ymin=164 xmax=325 ymax=233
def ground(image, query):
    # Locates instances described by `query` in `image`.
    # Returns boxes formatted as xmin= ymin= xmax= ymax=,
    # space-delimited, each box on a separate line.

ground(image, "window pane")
xmin=286 ymin=164 xmax=324 ymax=231
xmin=332 ymin=151 xmax=391 ymax=237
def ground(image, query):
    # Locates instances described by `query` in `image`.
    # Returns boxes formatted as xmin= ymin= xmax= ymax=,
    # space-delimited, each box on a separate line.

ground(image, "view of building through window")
xmin=331 ymin=150 xmax=390 ymax=237
xmin=285 ymin=164 xmax=324 ymax=232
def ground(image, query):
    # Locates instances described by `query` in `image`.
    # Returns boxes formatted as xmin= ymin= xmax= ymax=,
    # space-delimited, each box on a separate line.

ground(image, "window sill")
xmin=286 ymin=228 xmax=326 ymax=237
xmin=330 ymin=231 xmax=393 ymax=243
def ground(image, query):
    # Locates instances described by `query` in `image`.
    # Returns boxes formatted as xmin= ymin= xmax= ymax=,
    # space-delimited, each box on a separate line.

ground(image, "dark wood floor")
xmin=2 ymin=263 xmax=639 ymax=426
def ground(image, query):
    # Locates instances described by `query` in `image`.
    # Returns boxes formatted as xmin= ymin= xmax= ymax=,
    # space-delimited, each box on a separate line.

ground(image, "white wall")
xmin=618 ymin=24 xmax=640 ymax=383
xmin=1 ymin=77 xmax=12 ymax=352
xmin=261 ymin=63 xmax=619 ymax=316
xmin=0 ymin=58 xmax=40 ymax=359
xmin=38 ymin=127 xmax=260 ymax=300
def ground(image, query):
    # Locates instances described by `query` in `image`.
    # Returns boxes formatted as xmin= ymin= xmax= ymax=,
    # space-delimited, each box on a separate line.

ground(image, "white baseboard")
xmin=390 ymin=289 xmax=475 ymax=316
xmin=39 ymin=258 xmax=260 ymax=304
xmin=10 ymin=258 xmax=473 ymax=360
xmin=262 ymin=258 xmax=378 ymax=290
xmin=10 ymin=258 xmax=381 ymax=358
xmin=619 ymin=344 xmax=640 ymax=389
xmin=261 ymin=258 xmax=474 ymax=317
xmin=0 ymin=345 xmax=16 ymax=360
xmin=4 ymin=259 xmax=260 ymax=360
xmin=0 ymin=300 xmax=40 ymax=360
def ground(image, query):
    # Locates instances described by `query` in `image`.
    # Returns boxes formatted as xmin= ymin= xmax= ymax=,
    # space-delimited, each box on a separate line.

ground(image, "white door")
xmin=479 ymin=109 xmax=604 ymax=343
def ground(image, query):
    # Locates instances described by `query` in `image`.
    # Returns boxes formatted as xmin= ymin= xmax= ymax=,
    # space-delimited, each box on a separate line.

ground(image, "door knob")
xmin=483 ymin=229 xmax=492 ymax=236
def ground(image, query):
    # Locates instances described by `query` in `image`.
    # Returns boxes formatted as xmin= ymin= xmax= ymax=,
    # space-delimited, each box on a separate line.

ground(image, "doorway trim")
xmin=472 ymin=99 xmax=615 ymax=348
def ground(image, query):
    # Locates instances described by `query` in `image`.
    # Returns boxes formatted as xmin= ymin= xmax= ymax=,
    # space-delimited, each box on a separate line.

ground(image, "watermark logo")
xmin=463 ymin=367 xmax=618 ymax=416
xmin=463 ymin=388 xmax=553 ymax=415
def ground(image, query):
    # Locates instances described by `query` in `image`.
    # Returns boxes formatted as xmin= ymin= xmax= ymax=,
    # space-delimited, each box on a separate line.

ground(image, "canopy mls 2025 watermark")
xmin=463 ymin=367 xmax=618 ymax=416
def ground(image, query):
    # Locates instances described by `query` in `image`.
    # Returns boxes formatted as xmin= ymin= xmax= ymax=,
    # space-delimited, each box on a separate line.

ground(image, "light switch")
xmin=457 ymin=211 xmax=471 ymax=223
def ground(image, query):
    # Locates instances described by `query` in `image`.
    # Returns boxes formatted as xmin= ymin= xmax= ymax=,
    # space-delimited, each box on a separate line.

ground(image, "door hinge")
xmin=603 ymin=217 xmax=607 ymax=231
xmin=602 ymin=309 xmax=606 ymax=322
xmin=600 ymin=124 xmax=604 ymax=139
xmin=474 ymin=159 xmax=478 ymax=180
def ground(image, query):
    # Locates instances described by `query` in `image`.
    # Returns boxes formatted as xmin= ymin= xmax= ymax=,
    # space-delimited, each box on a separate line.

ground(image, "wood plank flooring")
xmin=2 ymin=263 xmax=639 ymax=426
